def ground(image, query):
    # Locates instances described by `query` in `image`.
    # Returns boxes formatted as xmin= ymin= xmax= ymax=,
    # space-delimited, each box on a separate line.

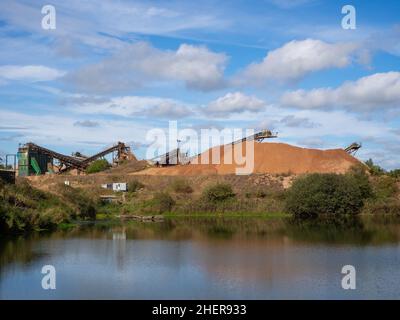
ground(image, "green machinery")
xmin=17 ymin=144 xmax=52 ymax=177
xmin=16 ymin=142 xmax=135 ymax=176
xmin=30 ymin=158 xmax=41 ymax=175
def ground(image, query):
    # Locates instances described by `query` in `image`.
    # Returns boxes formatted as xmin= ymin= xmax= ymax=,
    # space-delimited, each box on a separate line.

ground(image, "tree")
xmin=365 ymin=158 xmax=385 ymax=176
xmin=202 ymin=183 xmax=235 ymax=203
xmin=285 ymin=173 xmax=371 ymax=218
xmin=86 ymin=159 xmax=110 ymax=174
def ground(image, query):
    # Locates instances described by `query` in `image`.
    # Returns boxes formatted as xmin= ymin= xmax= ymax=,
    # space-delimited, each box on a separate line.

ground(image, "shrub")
xmin=153 ymin=192 xmax=175 ymax=213
xmin=0 ymin=182 xmax=74 ymax=233
xmin=202 ymin=183 xmax=235 ymax=203
xmin=255 ymin=189 xmax=267 ymax=198
xmin=347 ymin=166 xmax=373 ymax=199
xmin=365 ymin=158 xmax=385 ymax=176
xmin=285 ymin=173 xmax=371 ymax=218
xmin=371 ymin=176 xmax=398 ymax=200
xmin=86 ymin=159 xmax=110 ymax=174
xmin=389 ymin=169 xmax=400 ymax=179
xmin=56 ymin=184 xmax=96 ymax=220
xmin=171 ymin=179 xmax=193 ymax=194
xmin=128 ymin=179 xmax=145 ymax=192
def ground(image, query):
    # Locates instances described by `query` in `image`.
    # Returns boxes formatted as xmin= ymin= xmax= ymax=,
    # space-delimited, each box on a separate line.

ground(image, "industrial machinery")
xmin=152 ymin=129 xmax=278 ymax=167
xmin=230 ymin=129 xmax=278 ymax=145
xmin=17 ymin=142 xmax=136 ymax=176
xmin=344 ymin=142 xmax=362 ymax=155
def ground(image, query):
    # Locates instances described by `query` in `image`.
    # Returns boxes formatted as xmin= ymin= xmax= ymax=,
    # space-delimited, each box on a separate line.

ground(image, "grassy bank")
xmin=2 ymin=165 xmax=399 ymax=235
xmin=0 ymin=180 xmax=97 ymax=234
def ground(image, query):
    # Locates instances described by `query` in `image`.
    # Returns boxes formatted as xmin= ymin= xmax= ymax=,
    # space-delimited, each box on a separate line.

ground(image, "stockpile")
xmin=134 ymin=142 xmax=362 ymax=176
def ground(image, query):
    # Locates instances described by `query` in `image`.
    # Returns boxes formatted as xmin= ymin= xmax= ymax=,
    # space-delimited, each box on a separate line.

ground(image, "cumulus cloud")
xmin=236 ymin=39 xmax=358 ymax=85
xmin=71 ymin=95 xmax=193 ymax=119
xmin=280 ymin=115 xmax=318 ymax=128
xmin=281 ymin=71 xmax=400 ymax=112
xmin=204 ymin=92 xmax=266 ymax=116
xmin=297 ymin=137 xmax=325 ymax=148
xmin=66 ymin=42 xmax=228 ymax=93
xmin=0 ymin=110 xmax=151 ymax=149
xmin=0 ymin=65 xmax=65 ymax=82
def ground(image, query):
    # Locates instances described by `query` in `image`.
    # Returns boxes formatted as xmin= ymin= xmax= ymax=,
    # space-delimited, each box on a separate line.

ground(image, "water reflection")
xmin=1 ymin=215 xmax=400 ymax=299
xmin=285 ymin=215 xmax=400 ymax=245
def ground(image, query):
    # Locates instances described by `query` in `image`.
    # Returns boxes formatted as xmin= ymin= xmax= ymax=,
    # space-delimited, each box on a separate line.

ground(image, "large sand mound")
xmin=135 ymin=142 xmax=362 ymax=176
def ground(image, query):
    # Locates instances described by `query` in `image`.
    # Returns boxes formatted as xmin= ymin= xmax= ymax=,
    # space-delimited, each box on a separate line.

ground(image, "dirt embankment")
xmin=136 ymin=142 xmax=362 ymax=176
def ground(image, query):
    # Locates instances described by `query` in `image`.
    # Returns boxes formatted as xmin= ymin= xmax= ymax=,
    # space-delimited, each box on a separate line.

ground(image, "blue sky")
xmin=0 ymin=0 xmax=399 ymax=169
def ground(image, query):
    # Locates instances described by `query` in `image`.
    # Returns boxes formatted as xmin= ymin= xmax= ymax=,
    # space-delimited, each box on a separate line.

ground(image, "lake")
xmin=1 ymin=216 xmax=400 ymax=299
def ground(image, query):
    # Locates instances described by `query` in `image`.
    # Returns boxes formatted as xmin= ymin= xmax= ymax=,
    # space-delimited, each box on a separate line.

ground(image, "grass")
xmin=58 ymin=222 xmax=78 ymax=230
xmin=0 ymin=180 xmax=97 ymax=234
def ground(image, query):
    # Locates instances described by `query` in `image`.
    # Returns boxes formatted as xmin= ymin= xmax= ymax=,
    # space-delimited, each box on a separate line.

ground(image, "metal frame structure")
xmin=17 ymin=142 xmax=135 ymax=175
xmin=344 ymin=142 xmax=362 ymax=156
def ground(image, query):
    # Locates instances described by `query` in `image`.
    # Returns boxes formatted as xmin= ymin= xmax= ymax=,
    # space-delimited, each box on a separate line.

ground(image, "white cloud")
xmin=0 ymin=110 xmax=151 ymax=149
xmin=0 ymin=0 xmax=228 ymax=52
xmin=66 ymin=42 xmax=227 ymax=93
xmin=71 ymin=95 xmax=193 ymax=119
xmin=281 ymin=71 xmax=400 ymax=112
xmin=280 ymin=115 xmax=318 ymax=128
xmin=296 ymin=137 xmax=325 ymax=148
xmin=237 ymin=39 xmax=358 ymax=85
xmin=253 ymin=104 xmax=396 ymax=141
xmin=205 ymin=92 xmax=266 ymax=116
xmin=0 ymin=65 xmax=65 ymax=82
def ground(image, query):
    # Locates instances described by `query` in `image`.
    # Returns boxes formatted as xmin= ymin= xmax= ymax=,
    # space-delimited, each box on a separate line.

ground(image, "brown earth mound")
xmin=136 ymin=142 xmax=362 ymax=176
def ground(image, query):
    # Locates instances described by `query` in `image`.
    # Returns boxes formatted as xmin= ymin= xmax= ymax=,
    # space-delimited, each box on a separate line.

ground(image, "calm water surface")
xmin=1 ymin=216 xmax=400 ymax=299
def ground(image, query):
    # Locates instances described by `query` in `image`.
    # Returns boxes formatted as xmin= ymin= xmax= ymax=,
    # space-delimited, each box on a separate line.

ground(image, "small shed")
xmin=101 ymin=183 xmax=127 ymax=192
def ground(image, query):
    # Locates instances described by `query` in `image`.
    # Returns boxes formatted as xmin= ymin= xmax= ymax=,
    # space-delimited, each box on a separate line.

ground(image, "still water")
xmin=1 ymin=216 xmax=400 ymax=299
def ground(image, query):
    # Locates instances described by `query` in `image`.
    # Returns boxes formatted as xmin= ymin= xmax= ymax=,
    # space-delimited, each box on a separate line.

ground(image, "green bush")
xmin=153 ymin=192 xmax=175 ymax=214
xmin=365 ymin=158 xmax=385 ymax=176
xmin=56 ymin=184 xmax=96 ymax=220
xmin=347 ymin=166 xmax=373 ymax=199
xmin=86 ymin=159 xmax=110 ymax=174
xmin=0 ymin=182 xmax=73 ymax=233
xmin=285 ymin=173 xmax=371 ymax=218
xmin=389 ymin=169 xmax=400 ymax=179
xmin=202 ymin=183 xmax=235 ymax=203
xmin=128 ymin=179 xmax=145 ymax=192
xmin=171 ymin=179 xmax=193 ymax=194
xmin=371 ymin=176 xmax=398 ymax=200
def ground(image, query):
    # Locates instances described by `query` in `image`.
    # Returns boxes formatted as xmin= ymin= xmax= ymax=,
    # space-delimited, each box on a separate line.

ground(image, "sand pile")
xmin=135 ymin=142 xmax=362 ymax=176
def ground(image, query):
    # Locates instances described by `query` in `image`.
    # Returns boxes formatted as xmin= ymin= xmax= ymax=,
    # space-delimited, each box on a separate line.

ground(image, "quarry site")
xmin=0 ymin=129 xmax=365 ymax=194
